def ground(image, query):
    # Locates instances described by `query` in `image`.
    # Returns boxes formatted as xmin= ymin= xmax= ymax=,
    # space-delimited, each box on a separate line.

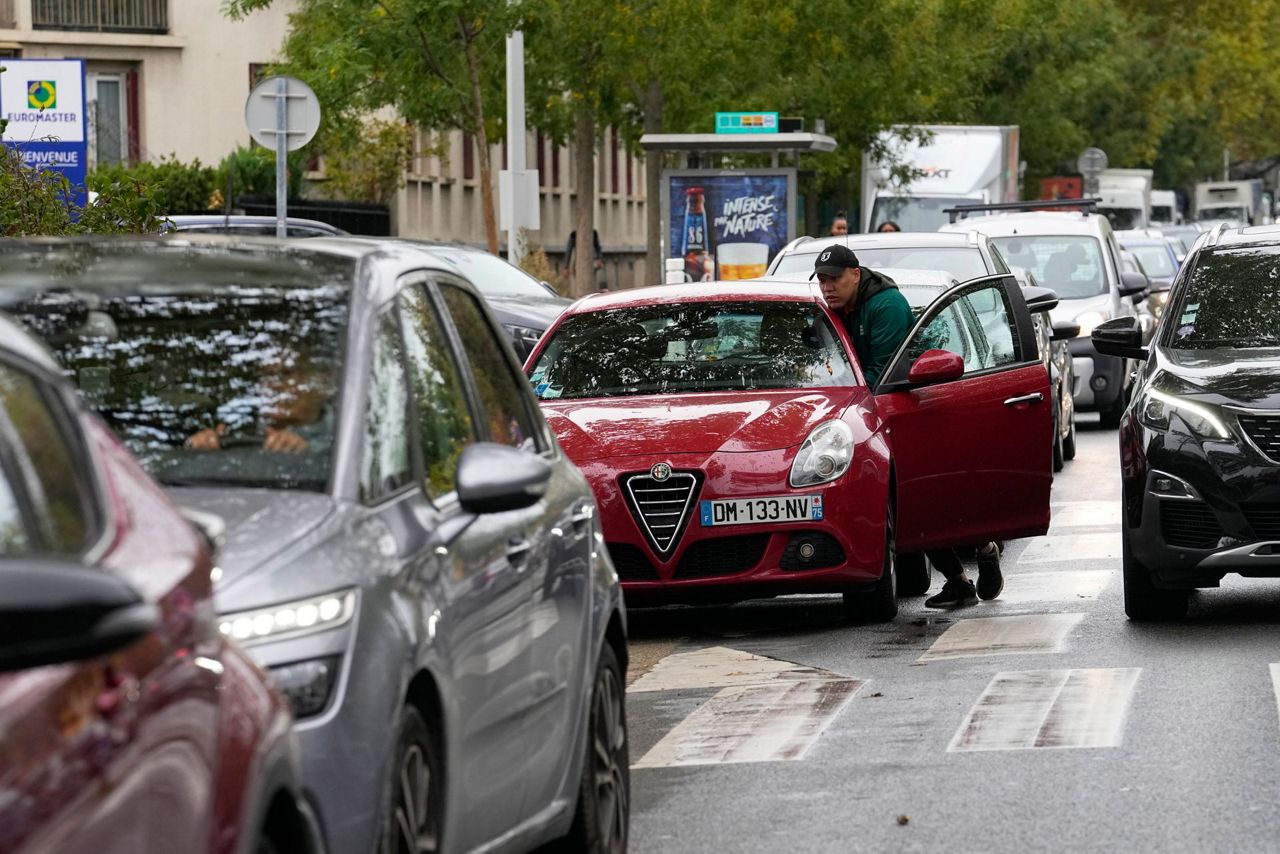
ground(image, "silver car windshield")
xmin=990 ymin=235 xmax=1108 ymax=299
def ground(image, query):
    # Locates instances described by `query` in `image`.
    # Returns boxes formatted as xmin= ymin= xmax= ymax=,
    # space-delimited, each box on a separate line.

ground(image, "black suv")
xmin=1093 ymin=223 xmax=1280 ymax=620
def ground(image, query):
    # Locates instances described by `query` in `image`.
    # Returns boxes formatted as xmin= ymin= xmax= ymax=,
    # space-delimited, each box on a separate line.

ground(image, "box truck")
xmin=860 ymin=125 xmax=1019 ymax=233
xmin=1097 ymin=168 xmax=1153 ymax=230
xmin=1195 ymin=180 xmax=1268 ymax=225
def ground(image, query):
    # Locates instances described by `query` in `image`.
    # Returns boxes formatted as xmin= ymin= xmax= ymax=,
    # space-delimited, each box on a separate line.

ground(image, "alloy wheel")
xmin=591 ymin=663 xmax=629 ymax=854
xmin=393 ymin=743 xmax=438 ymax=854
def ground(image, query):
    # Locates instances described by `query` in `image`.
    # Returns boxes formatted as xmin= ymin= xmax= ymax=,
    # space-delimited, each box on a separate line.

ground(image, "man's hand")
xmin=186 ymin=423 xmax=227 ymax=450
xmin=264 ymin=427 xmax=308 ymax=454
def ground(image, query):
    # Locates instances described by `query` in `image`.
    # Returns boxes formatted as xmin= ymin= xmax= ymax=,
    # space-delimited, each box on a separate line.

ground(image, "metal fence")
xmin=32 ymin=0 xmax=168 ymax=33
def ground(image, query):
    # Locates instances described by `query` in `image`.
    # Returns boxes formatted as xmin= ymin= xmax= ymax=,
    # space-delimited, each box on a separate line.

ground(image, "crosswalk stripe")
xmin=986 ymin=570 xmax=1113 ymax=605
xmin=919 ymin=614 xmax=1085 ymax=661
xmin=628 ymin=645 xmax=838 ymax=693
xmin=1269 ymin=664 xmax=1280 ymax=729
xmin=1049 ymin=501 xmax=1122 ymax=529
xmin=633 ymin=678 xmax=863 ymax=768
xmin=1017 ymin=533 xmax=1120 ymax=564
xmin=949 ymin=668 xmax=1140 ymax=752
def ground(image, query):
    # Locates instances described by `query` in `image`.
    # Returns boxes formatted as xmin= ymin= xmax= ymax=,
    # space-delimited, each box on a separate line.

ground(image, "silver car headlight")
xmin=219 ymin=589 xmax=356 ymax=645
xmin=1075 ymin=310 xmax=1111 ymax=338
xmin=789 ymin=421 xmax=855 ymax=488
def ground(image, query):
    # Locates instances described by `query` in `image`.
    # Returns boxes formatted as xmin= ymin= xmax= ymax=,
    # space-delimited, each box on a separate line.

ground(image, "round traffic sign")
xmin=1077 ymin=147 xmax=1108 ymax=177
xmin=244 ymin=75 xmax=321 ymax=152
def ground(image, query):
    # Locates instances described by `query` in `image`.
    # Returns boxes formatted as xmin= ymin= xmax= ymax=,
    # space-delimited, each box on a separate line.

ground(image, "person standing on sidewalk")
xmin=811 ymin=246 xmax=1003 ymax=608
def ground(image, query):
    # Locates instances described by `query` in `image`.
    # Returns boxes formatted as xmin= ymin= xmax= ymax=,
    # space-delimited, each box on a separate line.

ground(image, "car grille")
xmin=1238 ymin=414 xmax=1280 ymax=463
xmin=606 ymin=543 xmax=658 ymax=582
xmin=623 ymin=472 xmax=700 ymax=554
xmin=1160 ymin=501 xmax=1224 ymax=549
xmin=780 ymin=532 xmax=847 ymax=570
xmin=1243 ymin=504 xmax=1280 ymax=539
xmin=673 ymin=535 xmax=770 ymax=579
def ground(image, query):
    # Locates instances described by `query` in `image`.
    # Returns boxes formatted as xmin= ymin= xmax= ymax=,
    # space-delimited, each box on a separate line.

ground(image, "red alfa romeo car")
xmin=526 ymin=276 xmax=1054 ymax=620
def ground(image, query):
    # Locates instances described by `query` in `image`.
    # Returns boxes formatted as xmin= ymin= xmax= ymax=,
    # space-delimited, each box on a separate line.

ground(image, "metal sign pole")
xmin=276 ymin=77 xmax=288 ymax=238
xmin=506 ymin=29 xmax=527 ymax=264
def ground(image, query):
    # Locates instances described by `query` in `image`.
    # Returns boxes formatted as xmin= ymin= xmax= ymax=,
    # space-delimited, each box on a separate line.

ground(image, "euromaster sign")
xmin=1 ymin=59 xmax=88 ymax=205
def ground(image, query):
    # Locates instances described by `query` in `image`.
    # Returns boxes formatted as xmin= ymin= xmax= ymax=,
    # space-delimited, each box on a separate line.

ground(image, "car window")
xmin=399 ymin=284 xmax=476 ymax=499
xmin=439 ymin=249 xmax=555 ymax=299
xmin=1125 ymin=244 xmax=1176 ymax=277
xmin=771 ymin=247 xmax=989 ymax=280
xmin=439 ymin=285 xmax=541 ymax=451
xmin=360 ymin=312 xmax=414 ymax=502
xmin=905 ymin=283 xmax=1018 ymax=374
xmin=0 ymin=363 xmax=92 ymax=554
xmin=906 ymin=303 xmax=972 ymax=367
xmin=1168 ymin=246 xmax=1280 ymax=349
xmin=530 ymin=302 xmax=858 ymax=400
xmin=990 ymin=235 xmax=1108 ymax=298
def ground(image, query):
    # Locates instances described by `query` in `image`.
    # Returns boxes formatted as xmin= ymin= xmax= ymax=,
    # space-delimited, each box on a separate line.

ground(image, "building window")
xmin=626 ymin=145 xmax=633 ymax=196
xmin=249 ymin=63 xmax=269 ymax=89
xmin=552 ymin=142 xmax=560 ymax=188
xmin=463 ymin=133 xmax=475 ymax=180
xmin=87 ymin=70 xmax=135 ymax=168
xmin=536 ymin=132 xmax=546 ymax=187
xmin=610 ymin=128 xmax=619 ymax=195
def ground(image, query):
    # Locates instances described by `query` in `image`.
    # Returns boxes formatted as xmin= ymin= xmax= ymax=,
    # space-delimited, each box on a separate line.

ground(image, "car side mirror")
xmin=1120 ymin=271 xmax=1150 ymax=298
xmin=1022 ymin=285 xmax=1059 ymax=314
xmin=1051 ymin=320 xmax=1081 ymax=342
xmin=906 ymin=349 xmax=965 ymax=386
xmin=1091 ymin=316 xmax=1149 ymax=360
xmin=456 ymin=442 xmax=552 ymax=515
xmin=0 ymin=561 xmax=157 ymax=673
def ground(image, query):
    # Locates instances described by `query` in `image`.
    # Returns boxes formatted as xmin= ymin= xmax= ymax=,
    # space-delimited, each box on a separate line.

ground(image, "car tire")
xmin=1052 ymin=408 xmax=1065 ymax=473
xmin=379 ymin=706 xmax=443 ymax=854
xmin=1063 ymin=411 xmax=1077 ymax=461
xmin=896 ymin=552 xmax=931 ymax=597
xmin=1122 ymin=526 xmax=1188 ymax=621
xmin=563 ymin=644 xmax=629 ymax=854
xmin=844 ymin=501 xmax=898 ymax=623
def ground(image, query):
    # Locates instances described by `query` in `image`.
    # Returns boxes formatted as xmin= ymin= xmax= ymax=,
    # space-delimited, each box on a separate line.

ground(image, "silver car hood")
xmin=1050 ymin=292 xmax=1113 ymax=325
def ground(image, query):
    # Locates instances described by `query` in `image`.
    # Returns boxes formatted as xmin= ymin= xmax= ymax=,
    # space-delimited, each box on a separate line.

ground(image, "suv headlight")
xmin=790 ymin=421 xmax=855 ymax=487
xmin=219 ymin=589 xmax=356 ymax=646
xmin=1139 ymin=388 xmax=1229 ymax=439
xmin=1075 ymin=310 xmax=1111 ymax=338
xmin=1147 ymin=290 xmax=1170 ymax=319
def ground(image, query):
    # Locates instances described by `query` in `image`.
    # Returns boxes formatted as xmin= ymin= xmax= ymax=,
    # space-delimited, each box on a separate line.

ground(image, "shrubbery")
xmin=89 ymin=155 xmax=219 ymax=215
xmin=0 ymin=144 xmax=164 ymax=236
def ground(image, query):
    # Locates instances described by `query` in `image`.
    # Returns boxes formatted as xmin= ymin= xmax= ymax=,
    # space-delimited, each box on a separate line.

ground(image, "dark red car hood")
xmin=542 ymin=389 xmax=858 ymax=461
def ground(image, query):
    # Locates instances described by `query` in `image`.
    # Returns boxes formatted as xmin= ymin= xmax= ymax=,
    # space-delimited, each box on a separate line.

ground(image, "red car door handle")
xmin=1004 ymin=392 xmax=1045 ymax=406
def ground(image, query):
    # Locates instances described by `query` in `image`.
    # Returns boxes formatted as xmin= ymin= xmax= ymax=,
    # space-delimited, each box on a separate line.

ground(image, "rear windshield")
xmin=1168 ymin=247 xmax=1280 ymax=349
xmin=529 ymin=302 xmax=857 ymax=400
xmin=3 ymin=248 xmax=352 ymax=491
xmin=771 ymin=246 xmax=989 ymax=280
xmin=1124 ymin=243 xmax=1176 ymax=277
xmin=990 ymin=235 xmax=1108 ymax=298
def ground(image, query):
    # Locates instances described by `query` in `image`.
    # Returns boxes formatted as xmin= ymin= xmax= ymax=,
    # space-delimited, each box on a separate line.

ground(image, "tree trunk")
xmin=463 ymin=30 xmax=500 ymax=254
xmin=573 ymin=105 xmax=597 ymax=297
xmin=643 ymin=78 xmax=664 ymax=287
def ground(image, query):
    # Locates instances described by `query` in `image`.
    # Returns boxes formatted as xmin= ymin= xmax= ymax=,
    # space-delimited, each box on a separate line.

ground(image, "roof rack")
xmin=944 ymin=198 xmax=1101 ymax=224
xmin=1205 ymin=220 xmax=1231 ymax=248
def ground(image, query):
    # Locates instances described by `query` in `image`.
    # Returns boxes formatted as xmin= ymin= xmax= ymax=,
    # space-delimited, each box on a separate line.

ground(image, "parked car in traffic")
xmin=767 ymin=230 xmax=1011 ymax=281
xmin=1092 ymin=223 xmax=1280 ymax=620
xmin=1 ymin=237 xmax=629 ymax=854
xmin=0 ymin=313 xmax=319 ymax=854
xmin=526 ymin=276 xmax=1052 ymax=621
xmin=942 ymin=208 xmax=1150 ymax=426
xmin=164 ymin=214 xmax=349 ymax=237
xmin=1117 ymin=230 xmax=1182 ymax=320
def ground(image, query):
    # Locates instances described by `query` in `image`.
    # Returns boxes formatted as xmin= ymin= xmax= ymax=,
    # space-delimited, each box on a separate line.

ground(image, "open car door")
xmin=874 ymin=274 xmax=1051 ymax=551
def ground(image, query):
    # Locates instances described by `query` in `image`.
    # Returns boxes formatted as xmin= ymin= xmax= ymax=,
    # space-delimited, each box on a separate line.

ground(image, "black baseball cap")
xmin=812 ymin=244 xmax=859 ymax=278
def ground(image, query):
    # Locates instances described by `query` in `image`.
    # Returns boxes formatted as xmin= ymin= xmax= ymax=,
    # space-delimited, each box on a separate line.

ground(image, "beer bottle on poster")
xmin=681 ymin=187 xmax=712 ymax=281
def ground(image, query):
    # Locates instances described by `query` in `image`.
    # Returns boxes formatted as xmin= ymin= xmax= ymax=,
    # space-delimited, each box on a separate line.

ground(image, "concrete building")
xmin=0 ymin=0 xmax=651 ymax=286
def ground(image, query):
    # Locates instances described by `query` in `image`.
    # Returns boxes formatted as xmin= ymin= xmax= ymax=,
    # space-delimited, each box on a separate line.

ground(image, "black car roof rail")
xmin=944 ymin=198 xmax=1101 ymax=224
xmin=1205 ymin=220 xmax=1232 ymax=248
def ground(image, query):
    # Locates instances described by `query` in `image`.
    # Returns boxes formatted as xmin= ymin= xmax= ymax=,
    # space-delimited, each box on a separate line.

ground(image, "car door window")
xmin=360 ymin=311 xmax=414 ymax=503
xmin=907 ymin=304 xmax=971 ymax=366
xmin=901 ymin=282 xmax=1020 ymax=376
xmin=439 ymin=284 xmax=542 ymax=452
xmin=0 ymin=363 xmax=93 ymax=554
xmin=398 ymin=284 xmax=477 ymax=500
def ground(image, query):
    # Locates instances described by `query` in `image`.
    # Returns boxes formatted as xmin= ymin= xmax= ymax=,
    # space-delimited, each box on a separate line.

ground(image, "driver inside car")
xmin=186 ymin=352 xmax=330 ymax=454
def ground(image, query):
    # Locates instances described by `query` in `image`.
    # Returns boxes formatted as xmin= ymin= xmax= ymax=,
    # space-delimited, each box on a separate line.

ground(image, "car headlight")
xmin=1075 ymin=310 xmax=1111 ymax=338
xmin=790 ymin=421 xmax=855 ymax=488
xmin=1139 ymin=388 xmax=1229 ymax=439
xmin=269 ymin=657 xmax=341 ymax=719
xmin=219 ymin=589 xmax=356 ymax=646
xmin=505 ymin=324 xmax=543 ymax=354
xmin=1147 ymin=290 xmax=1170 ymax=319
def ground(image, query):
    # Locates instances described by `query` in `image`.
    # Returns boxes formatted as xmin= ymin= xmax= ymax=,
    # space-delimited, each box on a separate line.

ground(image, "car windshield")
xmin=1197 ymin=207 xmax=1245 ymax=222
xmin=439 ymin=248 xmax=557 ymax=298
xmin=869 ymin=196 xmax=974 ymax=232
xmin=1100 ymin=207 xmax=1144 ymax=230
xmin=1124 ymin=244 xmax=1176 ymax=277
xmin=990 ymin=235 xmax=1108 ymax=298
xmin=529 ymin=302 xmax=857 ymax=400
xmin=771 ymin=246 xmax=989 ymax=280
xmin=1168 ymin=246 xmax=1280 ymax=349
xmin=3 ymin=249 xmax=352 ymax=491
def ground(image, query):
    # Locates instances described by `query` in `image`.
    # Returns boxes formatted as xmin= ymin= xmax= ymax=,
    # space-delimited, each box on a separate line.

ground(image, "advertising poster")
xmin=666 ymin=171 xmax=794 ymax=282
xmin=1 ymin=59 xmax=88 ymax=208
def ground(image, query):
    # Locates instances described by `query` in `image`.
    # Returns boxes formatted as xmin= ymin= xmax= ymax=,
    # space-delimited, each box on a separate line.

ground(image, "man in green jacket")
xmin=811 ymin=244 xmax=912 ymax=387
xmin=811 ymin=245 xmax=1002 ymax=608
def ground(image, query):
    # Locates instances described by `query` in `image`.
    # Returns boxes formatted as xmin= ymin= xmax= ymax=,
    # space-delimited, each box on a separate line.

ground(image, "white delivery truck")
xmin=1097 ymin=168 xmax=1153 ymax=230
xmin=1194 ymin=180 xmax=1268 ymax=225
xmin=1149 ymin=189 xmax=1180 ymax=225
xmin=860 ymin=124 xmax=1019 ymax=233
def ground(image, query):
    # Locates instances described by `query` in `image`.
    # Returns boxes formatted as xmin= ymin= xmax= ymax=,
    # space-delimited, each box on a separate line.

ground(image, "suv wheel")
xmin=1122 ymin=526 xmax=1188 ymax=621
xmin=564 ymin=644 xmax=629 ymax=853
xmin=379 ymin=706 xmax=442 ymax=854
xmin=845 ymin=500 xmax=898 ymax=622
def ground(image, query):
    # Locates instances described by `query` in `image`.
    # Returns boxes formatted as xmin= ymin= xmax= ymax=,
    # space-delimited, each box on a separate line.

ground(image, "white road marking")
xmin=1050 ymin=501 xmax=1122 ymax=530
xmin=919 ymin=614 xmax=1085 ymax=661
xmin=633 ymin=678 xmax=863 ymax=768
xmin=1017 ymin=533 xmax=1120 ymax=565
xmin=987 ymin=570 xmax=1114 ymax=605
xmin=949 ymin=668 xmax=1140 ymax=752
xmin=1269 ymin=664 xmax=1280 ymax=730
xmin=628 ymin=645 xmax=838 ymax=693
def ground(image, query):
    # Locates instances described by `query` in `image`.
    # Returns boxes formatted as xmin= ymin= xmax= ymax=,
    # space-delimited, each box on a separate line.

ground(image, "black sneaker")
xmin=924 ymin=578 xmax=978 ymax=609
xmin=977 ymin=547 xmax=1004 ymax=601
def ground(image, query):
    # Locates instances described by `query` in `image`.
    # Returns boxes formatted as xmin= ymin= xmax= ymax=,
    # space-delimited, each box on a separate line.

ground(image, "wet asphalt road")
xmin=623 ymin=416 xmax=1280 ymax=853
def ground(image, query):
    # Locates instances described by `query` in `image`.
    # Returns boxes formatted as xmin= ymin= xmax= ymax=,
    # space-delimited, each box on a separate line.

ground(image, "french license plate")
xmin=699 ymin=494 xmax=823 ymax=527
